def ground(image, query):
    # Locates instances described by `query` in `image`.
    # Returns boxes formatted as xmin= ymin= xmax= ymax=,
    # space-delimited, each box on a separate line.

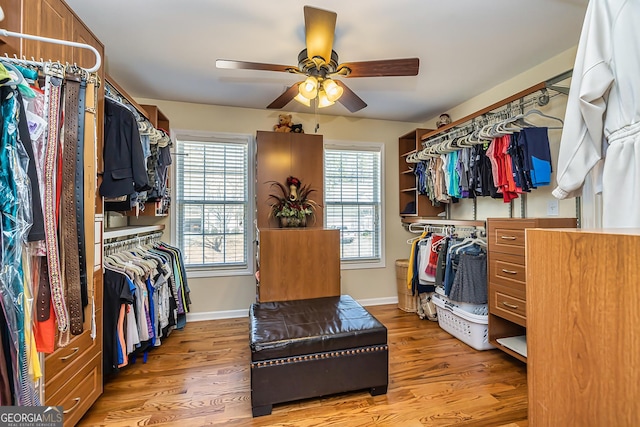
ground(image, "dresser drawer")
xmin=488 ymin=225 xmax=528 ymax=255
xmin=489 ymin=253 xmax=526 ymax=292
xmin=490 ymin=283 xmax=526 ymax=327
xmin=45 ymin=309 xmax=102 ymax=393
xmin=46 ymin=352 xmax=102 ymax=427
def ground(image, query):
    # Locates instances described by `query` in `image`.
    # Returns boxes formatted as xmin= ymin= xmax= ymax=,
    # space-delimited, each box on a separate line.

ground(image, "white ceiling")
xmin=64 ymin=0 xmax=588 ymax=123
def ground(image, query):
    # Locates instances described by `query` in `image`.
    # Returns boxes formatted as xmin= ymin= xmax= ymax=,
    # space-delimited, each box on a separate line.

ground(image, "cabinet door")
xmin=71 ymin=19 xmax=103 ymax=70
xmin=0 ymin=0 xmax=22 ymax=56
xmin=23 ymin=0 xmax=73 ymax=63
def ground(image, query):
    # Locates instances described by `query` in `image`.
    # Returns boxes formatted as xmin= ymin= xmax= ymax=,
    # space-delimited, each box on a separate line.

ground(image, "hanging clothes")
xmin=103 ymin=238 xmax=190 ymax=375
xmin=101 ymin=97 xmax=150 ymax=201
xmin=553 ymin=0 xmax=640 ymax=227
xmin=0 ymin=76 xmax=41 ymax=406
xmin=442 ymin=238 xmax=487 ymax=300
xmin=0 ymin=59 xmax=99 ymax=406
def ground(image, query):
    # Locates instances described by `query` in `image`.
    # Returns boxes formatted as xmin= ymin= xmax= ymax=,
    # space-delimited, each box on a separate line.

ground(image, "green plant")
xmin=268 ymin=176 xmax=319 ymax=221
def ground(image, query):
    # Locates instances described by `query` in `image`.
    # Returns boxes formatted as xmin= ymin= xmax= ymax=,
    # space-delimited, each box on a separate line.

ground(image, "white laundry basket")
xmin=432 ymin=293 xmax=494 ymax=351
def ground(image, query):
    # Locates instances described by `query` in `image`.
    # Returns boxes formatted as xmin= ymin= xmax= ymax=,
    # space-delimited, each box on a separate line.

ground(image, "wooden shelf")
xmin=103 ymin=224 xmax=165 ymax=240
xmin=401 ymin=217 xmax=486 ymax=227
xmin=398 ymin=128 xmax=443 ymax=218
xmin=420 ymin=82 xmax=548 ymax=143
xmin=491 ymin=338 xmax=527 ymax=363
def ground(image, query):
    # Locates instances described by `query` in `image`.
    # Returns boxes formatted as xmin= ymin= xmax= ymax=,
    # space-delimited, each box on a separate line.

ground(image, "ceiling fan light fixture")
xmin=294 ymin=90 xmax=311 ymax=107
xmin=317 ymin=89 xmax=335 ymax=108
xmin=299 ymin=76 xmax=318 ymax=99
xmin=322 ymin=78 xmax=343 ymax=102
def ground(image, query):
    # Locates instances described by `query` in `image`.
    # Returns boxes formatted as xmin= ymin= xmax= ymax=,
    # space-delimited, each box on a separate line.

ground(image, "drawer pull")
xmin=500 ymin=235 xmax=517 ymax=240
xmin=502 ymin=302 xmax=519 ymax=310
xmin=60 ymin=347 xmax=80 ymax=361
xmin=501 ymin=268 xmax=518 ymax=275
xmin=63 ymin=397 xmax=81 ymax=414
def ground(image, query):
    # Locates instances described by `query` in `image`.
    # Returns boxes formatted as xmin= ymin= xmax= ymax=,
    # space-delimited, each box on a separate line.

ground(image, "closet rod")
xmin=105 ymin=74 xmax=150 ymax=120
xmin=0 ymin=29 xmax=101 ymax=72
xmin=420 ymin=70 xmax=572 ymax=143
xmin=104 ymin=231 xmax=163 ymax=249
xmin=407 ymin=223 xmax=483 ymax=236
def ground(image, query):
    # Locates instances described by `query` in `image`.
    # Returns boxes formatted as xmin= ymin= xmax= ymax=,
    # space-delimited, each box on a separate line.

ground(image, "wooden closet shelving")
xmin=398 ymin=128 xmax=444 ymax=218
xmin=398 ymin=70 xmax=572 ymax=226
xmin=103 ymin=224 xmax=165 ymax=240
xmin=0 ymin=0 xmax=106 ymax=424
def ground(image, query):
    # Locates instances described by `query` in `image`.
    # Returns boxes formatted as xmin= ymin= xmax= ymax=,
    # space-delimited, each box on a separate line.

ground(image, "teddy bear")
xmin=273 ymin=114 xmax=293 ymax=132
xmin=290 ymin=123 xmax=304 ymax=133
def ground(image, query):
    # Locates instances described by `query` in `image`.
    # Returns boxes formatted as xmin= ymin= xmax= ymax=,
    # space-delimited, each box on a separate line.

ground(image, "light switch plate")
xmin=547 ymin=199 xmax=559 ymax=216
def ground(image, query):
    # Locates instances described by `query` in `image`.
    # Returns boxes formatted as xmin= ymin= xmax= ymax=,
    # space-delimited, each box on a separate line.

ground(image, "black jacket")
xmin=99 ymin=98 xmax=150 ymax=198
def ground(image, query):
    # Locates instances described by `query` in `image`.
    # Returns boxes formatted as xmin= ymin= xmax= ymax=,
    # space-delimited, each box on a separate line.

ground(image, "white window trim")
xmin=324 ymin=139 xmax=386 ymax=270
xmin=171 ymin=129 xmax=255 ymax=278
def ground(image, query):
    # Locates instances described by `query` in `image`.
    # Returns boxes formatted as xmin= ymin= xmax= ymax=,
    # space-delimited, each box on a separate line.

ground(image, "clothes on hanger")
xmin=0 ymin=59 xmax=99 ymax=405
xmin=103 ymin=84 xmax=172 ymax=215
xmin=441 ymin=235 xmax=488 ymax=303
xmin=416 ymin=127 xmax=553 ymax=204
xmin=103 ymin=238 xmax=190 ymax=376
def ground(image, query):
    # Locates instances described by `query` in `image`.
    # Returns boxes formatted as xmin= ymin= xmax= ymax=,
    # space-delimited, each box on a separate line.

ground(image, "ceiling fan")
xmin=216 ymin=5 xmax=419 ymax=113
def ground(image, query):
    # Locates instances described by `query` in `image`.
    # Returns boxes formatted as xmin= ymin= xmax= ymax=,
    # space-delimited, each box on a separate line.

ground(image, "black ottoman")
xmin=249 ymin=295 xmax=389 ymax=417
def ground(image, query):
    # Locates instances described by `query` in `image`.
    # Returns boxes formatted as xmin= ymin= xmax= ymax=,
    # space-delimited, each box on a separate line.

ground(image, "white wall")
xmin=127 ymin=101 xmax=422 ymax=317
xmin=127 ymin=46 xmax=578 ymax=318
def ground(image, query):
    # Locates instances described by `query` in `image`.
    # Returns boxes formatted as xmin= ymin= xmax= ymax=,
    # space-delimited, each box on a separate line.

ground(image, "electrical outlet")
xmin=547 ymin=199 xmax=559 ymax=216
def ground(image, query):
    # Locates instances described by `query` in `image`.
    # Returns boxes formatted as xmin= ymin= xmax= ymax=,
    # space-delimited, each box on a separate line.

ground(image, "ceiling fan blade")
xmin=340 ymin=58 xmax=420 ymax=77
xmin=216 ymin=59 xmax=296 ymax=73
xmin=304 ymin=6 xmax=336 ymax=63
xmin=335 ymin=80 xmax=367 ymax=113
xmin=266 ymin=84 xmax=300 ymax=109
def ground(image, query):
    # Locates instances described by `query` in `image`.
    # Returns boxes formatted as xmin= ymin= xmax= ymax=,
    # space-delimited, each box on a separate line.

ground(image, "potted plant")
xmin=268 ymin=176 xmax=319 ymax=227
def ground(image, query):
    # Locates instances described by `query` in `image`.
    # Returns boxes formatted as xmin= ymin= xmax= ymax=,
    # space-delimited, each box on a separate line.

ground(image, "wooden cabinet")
xmin=256 ymin=131 xmax=324 ymax=228
xmin=398 ymin=128 xmax=443 ymax=218
xmin=44 ymin=294 xmax=102 ymax=426
xmin=487 ymin=217 xmax=576 ymax=363
xmin=22 ymin=0 xmax=73 ymax=62
xmin=526 ymin=229 xmax=640 ymax=426
xmin=0 ymin=0 xmax=105 ymax=423
xmin=256 ymin=228 xmax=340 ymax=302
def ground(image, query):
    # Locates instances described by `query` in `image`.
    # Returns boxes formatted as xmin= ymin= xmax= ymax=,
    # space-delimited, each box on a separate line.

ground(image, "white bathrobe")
xmin=553 ymin=0 xmax=640 ymax=227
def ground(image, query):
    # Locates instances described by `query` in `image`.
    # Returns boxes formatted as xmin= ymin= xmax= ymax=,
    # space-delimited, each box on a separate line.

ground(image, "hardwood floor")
xmin=79 ymin=304 xmax=528 ymax=426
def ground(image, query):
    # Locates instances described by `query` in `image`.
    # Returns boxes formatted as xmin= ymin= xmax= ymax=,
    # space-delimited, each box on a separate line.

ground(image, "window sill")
xmin=185 ymin=267 xmax=253 ymax=279
xmin=340 ymin=259 xmax=385 ymax=270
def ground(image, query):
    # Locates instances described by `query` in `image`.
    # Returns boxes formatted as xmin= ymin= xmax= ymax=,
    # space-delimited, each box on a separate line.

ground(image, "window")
xmin=173 ymin=132 xmax=252 ymax=274
xmin=324 ymin=142 xmax=384 ymax=266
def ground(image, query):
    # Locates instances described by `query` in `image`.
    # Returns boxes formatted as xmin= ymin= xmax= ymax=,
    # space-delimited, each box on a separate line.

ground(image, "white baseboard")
xmin=186 ymin=309 xmax=248 ymax=322
xmin=356 ymin=296 xmax=398 ymax=306
xmin=186 ymin=296 xmax=399 ymax=322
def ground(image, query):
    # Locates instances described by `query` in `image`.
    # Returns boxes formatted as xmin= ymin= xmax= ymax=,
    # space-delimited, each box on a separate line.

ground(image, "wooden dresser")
xmin=487 ymin=217 xmax=576 ymax=363
xmin=526 ymin=229 xmax=640 ymax=426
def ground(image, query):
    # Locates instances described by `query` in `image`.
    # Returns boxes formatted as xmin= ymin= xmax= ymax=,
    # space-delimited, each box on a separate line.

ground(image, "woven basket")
xmin=395 ymin=259 xmax=417 ymax=313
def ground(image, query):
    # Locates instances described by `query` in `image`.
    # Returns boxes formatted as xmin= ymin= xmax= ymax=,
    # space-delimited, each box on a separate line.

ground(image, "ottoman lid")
xmin=249 ymin=295 xmax=387 ymax=362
